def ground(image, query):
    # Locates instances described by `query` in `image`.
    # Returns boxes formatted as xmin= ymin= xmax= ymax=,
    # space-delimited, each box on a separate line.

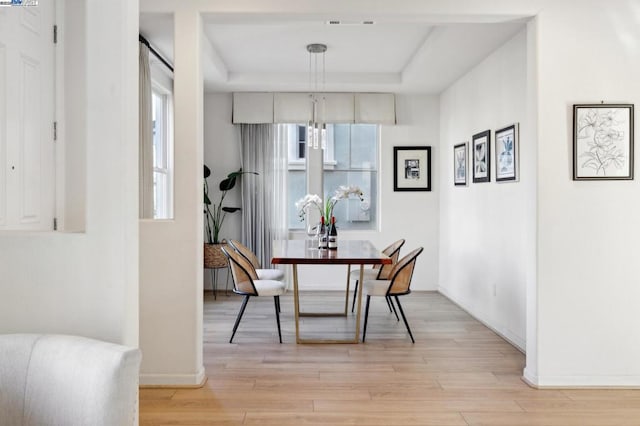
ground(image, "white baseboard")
xmin=522 ymin=367 xmax=539 ymax=387
xmin=526 ymin=373 xmax=640 ymax=388
xmin=522 ymin=368 xmax=640 ymax=389
xmin=437 ymin=286 xmax=525 ymax=353
xmin=139 ymin=365 xmax=206 ymax=387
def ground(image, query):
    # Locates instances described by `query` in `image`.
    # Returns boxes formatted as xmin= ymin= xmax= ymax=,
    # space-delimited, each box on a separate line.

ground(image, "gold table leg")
xmin=292 ymin=264 xmax=300 ymax=344
xmin=354 ymin=264 xmax=364 ymax=342
xmin=344 ymin=264 xmax=351 ymax=315
xmin=293 ymin=262 xmax=364 ymax=344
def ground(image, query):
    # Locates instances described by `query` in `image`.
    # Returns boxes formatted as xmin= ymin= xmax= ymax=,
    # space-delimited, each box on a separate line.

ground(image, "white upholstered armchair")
xmin=0 ymin=334 xmax=141 ymax=426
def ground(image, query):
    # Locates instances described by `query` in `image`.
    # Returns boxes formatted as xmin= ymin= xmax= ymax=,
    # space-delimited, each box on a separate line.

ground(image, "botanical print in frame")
xmin=495 ymin=123 xmax=519 ymax=182
xmin=472 ymin=130 xmax=491 ymax=183
xmin=453 ymin=143 xmax=467 ymax=186
xmin=393 ymin=146 xmax=432 ymax=191
xmin=573 ymin=104 xmax=634 ymax=180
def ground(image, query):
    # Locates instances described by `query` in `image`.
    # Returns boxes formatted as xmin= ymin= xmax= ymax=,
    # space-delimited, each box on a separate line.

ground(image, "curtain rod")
xmin=139 ymin=34 xmax=174 ymax=73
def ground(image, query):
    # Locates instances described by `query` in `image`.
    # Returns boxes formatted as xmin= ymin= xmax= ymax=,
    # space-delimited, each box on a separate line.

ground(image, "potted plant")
xmin=203 ymin=165 xmax=255 ymax=268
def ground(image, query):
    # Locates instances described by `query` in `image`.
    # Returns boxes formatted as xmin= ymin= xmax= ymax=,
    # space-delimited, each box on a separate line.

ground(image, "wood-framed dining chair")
xmin=221 ymin=245 xmax=285 ymax=343
xmin=350 ymin=238 xmax=405 ymax=313
xmin=228 ymin=239 xmax=285 ymax=281
xmin=362 ymin=247 xmax=424 ymax=343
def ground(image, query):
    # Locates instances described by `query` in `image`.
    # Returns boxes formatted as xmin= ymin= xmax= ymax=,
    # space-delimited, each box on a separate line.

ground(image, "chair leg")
xmin=385 ymin=294 xmax=392 ymax=313
xmin=224 ymin=267 xmax=230 ymax=296
xmin=274 ymin=296 xmax=282 ymax=343
xmin=394 ymin=296 xmax=415 ymax=343
xmin=386 ymin=296 xmax=399 ymax=320
xmin=389 ymin=296 xmax=400 ymax=321
xmin=210 ymin=269 xmax=217 ymax=300
xmin=362 ymin=295 xmax=371 ymax=342
xmin=351 ymin=280 xmax=359 ymax=313
xmin=230 ymin=295 xmax=250 ymax=343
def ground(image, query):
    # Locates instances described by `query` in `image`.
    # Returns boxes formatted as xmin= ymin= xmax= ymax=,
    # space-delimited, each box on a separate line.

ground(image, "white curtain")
xmin=240 ymin=124 xmax=288 ymax=267
xmin=139 ymin=42 xmax=154 ymax=218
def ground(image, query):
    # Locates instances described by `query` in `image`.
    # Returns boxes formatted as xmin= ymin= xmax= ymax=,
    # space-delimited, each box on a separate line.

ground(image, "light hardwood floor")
xmin=140 ymin=291 xmax=640 ymax=425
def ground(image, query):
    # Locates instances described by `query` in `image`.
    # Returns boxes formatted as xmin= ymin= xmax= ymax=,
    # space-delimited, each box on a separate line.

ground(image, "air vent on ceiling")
xmin=326 ymin=20 xmax=375 ymax=25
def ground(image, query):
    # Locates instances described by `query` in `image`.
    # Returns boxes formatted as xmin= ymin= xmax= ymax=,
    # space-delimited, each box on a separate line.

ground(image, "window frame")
xmin=286 ymin=123 xmax=379 ymax=231
xmin=151 ymin=83 xmax=174 ymax=219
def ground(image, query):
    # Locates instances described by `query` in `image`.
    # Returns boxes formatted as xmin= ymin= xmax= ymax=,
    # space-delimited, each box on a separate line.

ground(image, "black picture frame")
xmin=453 ymin=143 xmax=467 ymax=186
xmin=573 ymin=104 xmax=634 ymax=180
xmin=393 ymin=146 xmax=431 ymax=191
xmin=472 ymin=130 xmax=491 ymax=183
xmin=495 ymin=123 xmax=519 ymax=182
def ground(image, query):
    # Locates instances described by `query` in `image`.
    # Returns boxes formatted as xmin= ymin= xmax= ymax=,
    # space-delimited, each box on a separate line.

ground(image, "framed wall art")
xmin=453 ymin=143 xmax=467 ymax=186
xmin=573 ymin=104 xmax=634 ymax=180
xmin=472 ymin=130 xmax=491 ymax=183
xmin=495 ymin=123 xmax=519 ymax=182
xmin=393 ymin=146 xmax=431 ymax=191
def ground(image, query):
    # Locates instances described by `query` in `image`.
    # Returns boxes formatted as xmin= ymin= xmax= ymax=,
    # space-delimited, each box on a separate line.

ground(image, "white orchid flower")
xmin=294 ymin=194 xmax=323 ymax=221
xmin=334 ymin=185 xmax=364 ymax=201
xmin=296 ymin=185 xmax=366 ymax=223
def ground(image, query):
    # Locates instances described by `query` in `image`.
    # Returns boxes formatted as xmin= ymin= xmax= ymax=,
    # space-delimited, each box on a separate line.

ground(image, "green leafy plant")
xmin=203 ymin=165 xmax=256 ymax=244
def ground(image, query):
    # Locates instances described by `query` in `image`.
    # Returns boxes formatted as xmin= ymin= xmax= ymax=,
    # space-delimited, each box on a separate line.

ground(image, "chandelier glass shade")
xmin=307 ymin=43 xmax=327 ymax=150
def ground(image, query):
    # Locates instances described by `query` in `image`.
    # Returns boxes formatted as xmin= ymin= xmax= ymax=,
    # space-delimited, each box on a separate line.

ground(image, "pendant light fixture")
xmin=307 ymin=43 xmax=327 ymax=150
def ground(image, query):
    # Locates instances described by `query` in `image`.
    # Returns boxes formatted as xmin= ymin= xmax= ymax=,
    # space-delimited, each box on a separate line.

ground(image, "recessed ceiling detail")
xmin=140 ymin=12 xmax=526 ymax=94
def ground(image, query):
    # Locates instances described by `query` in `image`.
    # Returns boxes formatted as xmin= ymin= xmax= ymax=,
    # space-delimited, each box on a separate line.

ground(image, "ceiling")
xmin=139 ymin=13 xmax=526 ymax=94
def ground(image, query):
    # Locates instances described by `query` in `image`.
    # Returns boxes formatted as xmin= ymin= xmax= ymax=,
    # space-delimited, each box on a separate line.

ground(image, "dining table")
xmin=271 ymin=239 xmax=391 ymax=344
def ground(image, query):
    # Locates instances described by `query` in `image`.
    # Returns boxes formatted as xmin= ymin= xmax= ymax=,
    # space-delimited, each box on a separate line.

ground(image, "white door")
xmin=0 ymin=1 xmax=55 ymax=230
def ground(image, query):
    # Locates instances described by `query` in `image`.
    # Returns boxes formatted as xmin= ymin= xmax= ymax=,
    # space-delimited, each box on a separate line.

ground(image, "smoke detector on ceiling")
xmin=326 ymin=20 xmax=375 ymax=25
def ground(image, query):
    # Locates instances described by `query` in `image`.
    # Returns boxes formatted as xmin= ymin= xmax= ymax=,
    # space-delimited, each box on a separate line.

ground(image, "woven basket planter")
xmin=204 ymin=243 xmax=228 ymax=269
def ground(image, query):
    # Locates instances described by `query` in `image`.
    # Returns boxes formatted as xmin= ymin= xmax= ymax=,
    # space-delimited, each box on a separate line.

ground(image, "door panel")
xmin=20 ymin=4 xmax=40 ymax=34
xmin=0 ymin=42 xmax=6 ymax=226
xmin=20 ymin=54 xmax=42 ymax=223
xmin=0 ymin=2 xmax=54 ymax=230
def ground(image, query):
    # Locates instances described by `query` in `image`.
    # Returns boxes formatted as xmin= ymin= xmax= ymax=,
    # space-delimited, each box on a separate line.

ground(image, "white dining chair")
xmin=229 ymin=239 xmax=285 ymax=281
xmin=362 ymin=247 xmax=424 ymax=343
xmin=221 ymin=246 xmax=285 ymax=343
xmin=350 ymin=238 xmax=405 ymax=314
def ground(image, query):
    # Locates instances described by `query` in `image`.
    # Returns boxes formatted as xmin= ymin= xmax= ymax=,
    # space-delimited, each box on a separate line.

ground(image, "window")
xmin=323 ymin=124 xmax=377 ymax=231
xmin=286 ymin=123 xmax=378 ymax=231
xmin=285 ymin=125 xmax=307 ymax=228
xmin=297 ymin=125 xmax=306 ymax=159
xmin=151 ymin=88 xmax=174 ymax=219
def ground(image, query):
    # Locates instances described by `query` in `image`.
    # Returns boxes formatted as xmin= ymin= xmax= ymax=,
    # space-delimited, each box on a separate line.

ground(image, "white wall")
xmin=439 ymin=29 xmax=531 ymax=350
xmin=439 ymin=0 xmax=640 ymax=387
xmin=203 ymin=93 xmax=440 ymax=291
xmin=139 ymin=9 xmax=205 ymax=386
xmin=58 ymin=0 xmax=86 ymax=232
xmin=531 ymin=0 xmax=640 ymax=386
xmin=378 ymin=94 xmax=440 ymax=291
xmin=0 ymin=0 xmax=139 ymax=347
